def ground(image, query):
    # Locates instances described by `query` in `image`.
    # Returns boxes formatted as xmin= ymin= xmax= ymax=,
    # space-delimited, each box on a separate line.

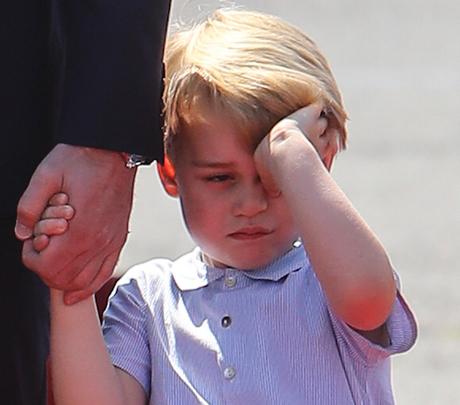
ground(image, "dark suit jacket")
xmin=1 ymin=0 xmax=170 ymax=217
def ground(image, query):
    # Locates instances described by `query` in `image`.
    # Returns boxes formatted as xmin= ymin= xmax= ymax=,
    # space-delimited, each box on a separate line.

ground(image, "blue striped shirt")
xmin=102 ymin=244 xmax=417 ymax=404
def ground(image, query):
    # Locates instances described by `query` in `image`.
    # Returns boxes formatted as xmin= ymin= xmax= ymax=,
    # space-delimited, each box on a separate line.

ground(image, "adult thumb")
xmin=16 ymin=164 xmax=62 ymax=240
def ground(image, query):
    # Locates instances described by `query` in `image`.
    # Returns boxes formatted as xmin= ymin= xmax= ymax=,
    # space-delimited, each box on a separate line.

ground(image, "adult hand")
xmin=16 ymin=144 xmax=137 ymax=304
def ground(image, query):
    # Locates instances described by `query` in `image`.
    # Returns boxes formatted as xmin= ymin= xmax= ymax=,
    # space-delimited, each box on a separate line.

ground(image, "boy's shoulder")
xmin=117 ymin=248 xmax=201 ymax=293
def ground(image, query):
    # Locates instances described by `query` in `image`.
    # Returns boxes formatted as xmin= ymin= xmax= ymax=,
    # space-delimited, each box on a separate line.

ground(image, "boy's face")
xmin=160 ymin=115 xmax=298 ymax=270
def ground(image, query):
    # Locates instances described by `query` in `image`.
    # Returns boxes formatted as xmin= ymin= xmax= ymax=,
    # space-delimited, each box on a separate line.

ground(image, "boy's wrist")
xmin=271 ymin=136 xmax=324 ymax=189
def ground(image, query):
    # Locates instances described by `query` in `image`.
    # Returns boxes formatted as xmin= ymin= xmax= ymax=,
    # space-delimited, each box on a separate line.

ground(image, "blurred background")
xmin=116 ymin=1 xmax=460 ymax=403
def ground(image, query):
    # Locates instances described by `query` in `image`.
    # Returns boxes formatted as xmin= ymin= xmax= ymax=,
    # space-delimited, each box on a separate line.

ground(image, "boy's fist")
xmin=33 ymin=193 xmax=75 ymax=252
xmin=254 ymin=102 xmax=338 ymax=195
xmin=284 ymin=103 xmax=339 ymax=171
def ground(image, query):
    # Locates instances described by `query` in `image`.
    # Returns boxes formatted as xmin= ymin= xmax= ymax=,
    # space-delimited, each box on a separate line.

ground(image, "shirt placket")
xmin=218 ymin=268 xmax=244 ymax=402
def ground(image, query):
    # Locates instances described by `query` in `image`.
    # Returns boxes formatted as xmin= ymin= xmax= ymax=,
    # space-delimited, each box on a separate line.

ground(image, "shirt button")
xmin=221 ymin=316 xmax=232 ymax=328
xmin=224 ymin=275 xmax=237 ymax=288
xmin=224 ymin=366 xmax=236 ymax=380
xmin=292 ymin=239 xmax=302 ymax=248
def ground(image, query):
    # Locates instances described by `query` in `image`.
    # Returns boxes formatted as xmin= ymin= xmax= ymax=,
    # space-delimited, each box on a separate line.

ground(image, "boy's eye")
xmin=205 ymin=174 xmax=232 ymax=182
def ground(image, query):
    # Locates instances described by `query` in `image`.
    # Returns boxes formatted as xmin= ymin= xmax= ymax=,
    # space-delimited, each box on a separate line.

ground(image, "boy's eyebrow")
xmin=191 ymin=160 xmax=236 ymax=168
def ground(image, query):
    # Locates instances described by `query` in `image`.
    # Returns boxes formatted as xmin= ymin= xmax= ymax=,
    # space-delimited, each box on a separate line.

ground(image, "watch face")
xmin=125 ymin=154 xmax=154 ymax=168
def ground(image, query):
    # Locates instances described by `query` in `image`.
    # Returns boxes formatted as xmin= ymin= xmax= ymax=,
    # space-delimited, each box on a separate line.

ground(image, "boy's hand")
xmin=33 ymin=193 xmax=75 ymax=252
xmin=254 ymin=102 xmax=337 ymax=195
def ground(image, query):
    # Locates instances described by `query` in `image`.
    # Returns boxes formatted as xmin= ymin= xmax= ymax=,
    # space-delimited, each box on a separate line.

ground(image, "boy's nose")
xmin=232 ymin=180 xmax=269 ymax=217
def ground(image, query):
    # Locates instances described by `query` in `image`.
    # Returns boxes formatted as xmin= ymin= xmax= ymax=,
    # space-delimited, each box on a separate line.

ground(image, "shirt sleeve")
xmin=52 ymin=0 xmax=170 ymax=159
xmin=328 ymin=280 xmax=418 ymax=366
xmin=102 ymin=271 xmax=151 ymax=395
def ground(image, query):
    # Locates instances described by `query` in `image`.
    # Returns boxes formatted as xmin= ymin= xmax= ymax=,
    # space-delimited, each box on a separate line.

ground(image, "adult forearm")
xmin=50 ymin=290 xmax=126 ymax=405
xmin=273 ymin=133 xmax=396 ymax=330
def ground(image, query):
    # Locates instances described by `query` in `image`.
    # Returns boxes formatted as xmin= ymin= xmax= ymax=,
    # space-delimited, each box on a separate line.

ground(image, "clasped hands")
xmin=15 ymin=144 xmax=137 ymax=305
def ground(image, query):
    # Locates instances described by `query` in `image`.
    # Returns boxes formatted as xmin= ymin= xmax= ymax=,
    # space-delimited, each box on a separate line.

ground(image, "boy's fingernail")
xmin=15 ymin=222 xmax=32 ymax=240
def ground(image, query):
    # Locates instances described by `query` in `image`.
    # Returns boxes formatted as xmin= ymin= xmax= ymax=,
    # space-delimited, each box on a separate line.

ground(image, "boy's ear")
xmin=157 ymin=155 xmax=179 ymax=197
xmin=320 ymin=128 xmax=339 ymax=172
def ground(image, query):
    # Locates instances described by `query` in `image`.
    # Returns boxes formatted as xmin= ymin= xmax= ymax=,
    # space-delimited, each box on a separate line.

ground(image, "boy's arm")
xmin=255 ymin=104 xmax=396 ymax=333
xmin=33 ymin=194 xmax=146 ymax=403
xmin=49 ymin=290 xmax=146 ymax=405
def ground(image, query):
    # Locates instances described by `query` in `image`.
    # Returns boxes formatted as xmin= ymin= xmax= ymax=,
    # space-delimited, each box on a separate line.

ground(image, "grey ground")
xmin=116 ymin=1 xmax=460 ymax=403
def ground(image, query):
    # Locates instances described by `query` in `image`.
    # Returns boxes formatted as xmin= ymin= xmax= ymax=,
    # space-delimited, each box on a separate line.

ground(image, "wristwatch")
xmin=120 ymin=152 xmax=154 ymax=169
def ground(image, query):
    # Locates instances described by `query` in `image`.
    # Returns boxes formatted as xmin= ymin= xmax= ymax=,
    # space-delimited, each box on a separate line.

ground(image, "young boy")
xmin=35 ymin=9 xmax=416 ymax=405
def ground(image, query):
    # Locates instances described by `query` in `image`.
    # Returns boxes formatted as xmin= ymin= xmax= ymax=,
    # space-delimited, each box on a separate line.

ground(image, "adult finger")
xmin=22 ymin=239 xmax=41 ymax=273
xmin=64 ymin=250 xmax=120 ymax=305
xmin=34 ymin=237 xmax=100 ymax=289
xmin=16 ymin=165 xmax=62 ymax=240
xmin=48 ymin=193 xmax=69 ymax=206
xmin=62 ymin=243 xmax=121 ymax=293
xmin=22 ymin=239 xmax=62 ymax=285
xmin=22 ymin=233 xmax=88 ymax=288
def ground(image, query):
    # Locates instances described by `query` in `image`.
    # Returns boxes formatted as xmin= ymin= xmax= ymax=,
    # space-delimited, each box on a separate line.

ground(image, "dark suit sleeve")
xmin=52 ymin=0 xmax=171 ymax=161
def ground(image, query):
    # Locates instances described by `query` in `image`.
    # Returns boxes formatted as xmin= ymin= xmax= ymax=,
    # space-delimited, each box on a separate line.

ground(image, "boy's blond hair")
xmin=164 ymin=8 xmax=348 ymax=157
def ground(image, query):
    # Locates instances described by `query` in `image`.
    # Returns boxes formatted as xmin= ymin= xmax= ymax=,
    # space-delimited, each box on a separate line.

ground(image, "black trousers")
xmin=0 ymin=218 xmax=49 ymax=405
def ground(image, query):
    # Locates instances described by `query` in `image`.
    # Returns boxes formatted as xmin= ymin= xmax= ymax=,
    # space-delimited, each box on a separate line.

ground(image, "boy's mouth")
xmin=228 ymin=227 xmax=273 ymax=240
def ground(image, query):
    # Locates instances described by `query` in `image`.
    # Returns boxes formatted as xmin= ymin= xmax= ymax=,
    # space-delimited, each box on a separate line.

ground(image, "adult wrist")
xmin=56 ymin=144 xmax=153 ymax=169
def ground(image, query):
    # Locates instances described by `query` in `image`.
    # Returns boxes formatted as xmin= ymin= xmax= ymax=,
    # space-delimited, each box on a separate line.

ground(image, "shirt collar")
xmin=171 ymin=241 xmax=309 ymax=292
